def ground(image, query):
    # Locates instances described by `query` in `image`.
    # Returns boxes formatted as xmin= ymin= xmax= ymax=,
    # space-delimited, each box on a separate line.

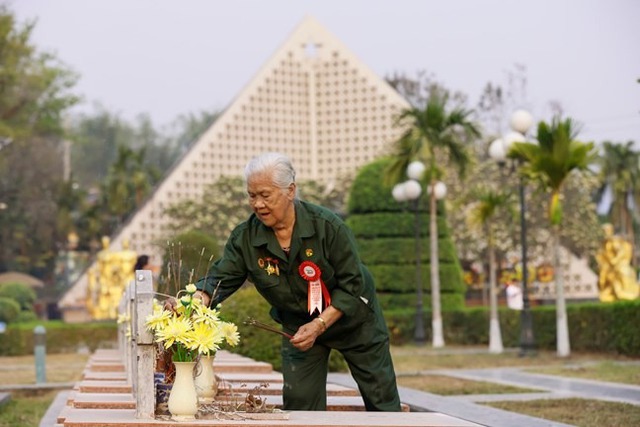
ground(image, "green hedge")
xmin=347 ymin=157 xmax=445 ymax=216
xmin=377 ymin=293 xmax=464 ymax=313
xmin=0 ymin=320 xmax=117 ymax=356
xmin=369 ymin=264 xmax=464 ymax=293
xmin=346 ymin=213 xmax=448 ymax=239
xmin=385 ymin=299 xmax=640 ymax=356
xmin=356 ymin=236 xmax=459 ymax=264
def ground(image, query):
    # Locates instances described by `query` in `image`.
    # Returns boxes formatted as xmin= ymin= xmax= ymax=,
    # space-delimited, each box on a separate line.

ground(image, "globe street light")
xmin=488 ymin=109 xmax=536 ymax=356
xmin=392 ymin=161 xmax=447 ymax=345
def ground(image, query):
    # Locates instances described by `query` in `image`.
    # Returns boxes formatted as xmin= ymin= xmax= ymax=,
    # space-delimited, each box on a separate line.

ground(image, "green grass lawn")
xmin=486 ymin=398 xmax=640 ymax=427
xmin=0 ymin=390 xmax=58 ymax=427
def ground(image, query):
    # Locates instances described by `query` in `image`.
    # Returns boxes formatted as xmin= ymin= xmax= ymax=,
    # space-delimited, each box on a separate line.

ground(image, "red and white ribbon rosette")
xmin=298 ymin=261 xmax=331 ymax=314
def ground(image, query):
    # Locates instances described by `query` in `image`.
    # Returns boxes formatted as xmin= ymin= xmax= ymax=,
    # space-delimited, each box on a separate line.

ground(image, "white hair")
xmin=244 ymin=152 xmax=296 ymax=190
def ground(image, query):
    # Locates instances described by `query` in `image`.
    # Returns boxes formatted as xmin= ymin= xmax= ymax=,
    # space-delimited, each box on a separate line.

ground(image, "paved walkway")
xmin=330 ymin=362 xmax=640 ymax=427
xmin=434 ymin=366 xmax=640 ymax=406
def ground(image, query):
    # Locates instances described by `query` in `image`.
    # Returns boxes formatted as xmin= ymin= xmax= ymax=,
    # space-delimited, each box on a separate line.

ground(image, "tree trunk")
xmin=554 ymin=227 xmax=571 ymax=357
xmin=430 ymin=181 xmax=444 ymax=348
xmin=488 ymin=233 xmax=503 ymax=354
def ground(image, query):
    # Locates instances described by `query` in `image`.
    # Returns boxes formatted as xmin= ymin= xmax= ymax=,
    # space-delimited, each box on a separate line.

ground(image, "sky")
xmin=10 ymin=0 xmax=640 ymax=144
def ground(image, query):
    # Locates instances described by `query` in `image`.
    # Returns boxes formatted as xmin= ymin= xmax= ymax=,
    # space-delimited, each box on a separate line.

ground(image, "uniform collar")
xmin=250 ymin=201 xmax=316 ymax=257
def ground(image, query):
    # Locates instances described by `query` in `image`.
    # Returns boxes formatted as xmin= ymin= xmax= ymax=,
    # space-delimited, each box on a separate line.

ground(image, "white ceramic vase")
xmin=194 ymin=354 xmax=218 ymax=402
xmin=167 ymin=361 xmax=198 ymax=420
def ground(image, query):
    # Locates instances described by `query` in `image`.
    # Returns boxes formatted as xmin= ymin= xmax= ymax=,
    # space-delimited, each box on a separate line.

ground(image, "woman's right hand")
xmin=163 ymin=290 xmax=210 ymax=312
xmin=193 ymin=290 xmax=211 ymax=307
xmin=163 ymin=297 xmax=178 ymax=312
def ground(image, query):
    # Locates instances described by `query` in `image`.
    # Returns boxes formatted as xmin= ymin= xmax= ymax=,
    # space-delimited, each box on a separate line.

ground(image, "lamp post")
xmin=488 ymin=109 xmax=536 ymax=356
xmin=392 ymin=161 xmax=447 ymax=345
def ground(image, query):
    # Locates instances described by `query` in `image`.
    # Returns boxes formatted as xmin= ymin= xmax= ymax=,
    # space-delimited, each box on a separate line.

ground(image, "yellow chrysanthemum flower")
xmin=187 ymin=322 xmax=223 ymax=355
xmin=155 ymin=316 xmax=192 ymax=349
xmin=144 ymin=284 xmax=241 ymax=362
xmin=221 ymin=322 xmax=240 ymax=347
xmin=193 ymin=305 xmax=220 ymax=326
xmin=145 ymin=309 xmax=172 ymax=332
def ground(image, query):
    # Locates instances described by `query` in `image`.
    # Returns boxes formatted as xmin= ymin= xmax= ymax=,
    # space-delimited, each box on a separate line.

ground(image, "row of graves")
xmin=51 ymin=270 xmax=480 ymax=426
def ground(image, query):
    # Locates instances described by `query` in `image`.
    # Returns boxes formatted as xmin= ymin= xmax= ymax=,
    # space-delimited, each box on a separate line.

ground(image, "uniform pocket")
xmin=248 ymin=271 xmax=280 ymax=289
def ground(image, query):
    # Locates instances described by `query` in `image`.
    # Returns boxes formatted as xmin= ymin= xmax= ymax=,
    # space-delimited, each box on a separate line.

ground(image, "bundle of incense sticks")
xmin=244 ymin=318 xmax=293 ymax=339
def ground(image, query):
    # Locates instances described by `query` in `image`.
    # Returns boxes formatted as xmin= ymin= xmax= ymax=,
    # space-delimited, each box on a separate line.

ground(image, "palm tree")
xmin=596 ymin=141 xmax=640 ymax=256
xmin=387 ymin=93 xmax=481 ymax=348
xmin=508 ymin=117 xmax=596 ymax=357
xmin=468 ymin=187 xmax=514 ymax=354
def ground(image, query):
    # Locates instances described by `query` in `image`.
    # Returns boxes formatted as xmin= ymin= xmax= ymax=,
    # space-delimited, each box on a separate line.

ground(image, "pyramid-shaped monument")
xmin=60 ymin=17 xmax=411 ymax=321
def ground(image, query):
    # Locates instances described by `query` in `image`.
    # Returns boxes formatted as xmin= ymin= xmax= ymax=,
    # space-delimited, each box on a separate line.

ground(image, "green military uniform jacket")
xmin=197 ymin=200 xmax=389 ymax=346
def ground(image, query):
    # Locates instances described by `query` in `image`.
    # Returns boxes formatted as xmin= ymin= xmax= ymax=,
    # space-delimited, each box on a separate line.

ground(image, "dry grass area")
xmin=396 ymin=373 xmax=540 ymax=395
xmin=486 ymin=398 xmax=640 ymax=427
xmin=0 ymin=352 xmax=89 ymax=385
xmin=390 ymin=345 xmax=634 ymax=372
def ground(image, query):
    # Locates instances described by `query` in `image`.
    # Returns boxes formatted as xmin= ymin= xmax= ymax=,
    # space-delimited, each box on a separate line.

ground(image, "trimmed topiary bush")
xmin=346 ymin=157 xmax=465 ymax=313
xmin=0 ymin=297 xmax=20 ymax=324
xmin=0 ymin=282 xmax=36 ymax=311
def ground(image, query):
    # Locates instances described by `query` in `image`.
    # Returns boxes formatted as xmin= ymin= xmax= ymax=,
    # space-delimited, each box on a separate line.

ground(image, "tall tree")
xmin=69 ymin=108 xmax=136 ymax=188
xmin=99 ymin=144 xmax=159 ymax=234
xmin=467 ymin=187 xmax=515 ymax=354
xmin=386 ymin=93 xmax=481 ymax=347
xmin=0 ymin=5 xmax=79 ymax=275
xmin=0 ymin=6 xmax=78 ymax=139
xmin=508 ymin=117 xmax=596 ymax=357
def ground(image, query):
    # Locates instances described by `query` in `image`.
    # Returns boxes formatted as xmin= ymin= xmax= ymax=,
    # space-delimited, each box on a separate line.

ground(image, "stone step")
xmin=82 ymin=371 xmax=127 ymax=381
xmin=87 ymin=362 xmax=125 ymax=372
xmin=77 ymin=380 xmax=132 ymax=394
xmin=69 ymin=392 xmax=135 ymax=410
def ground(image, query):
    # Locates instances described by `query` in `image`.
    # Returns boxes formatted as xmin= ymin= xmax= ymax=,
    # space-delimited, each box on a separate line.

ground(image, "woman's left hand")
xmin=289 ymin=320 xmax=324 ymax=352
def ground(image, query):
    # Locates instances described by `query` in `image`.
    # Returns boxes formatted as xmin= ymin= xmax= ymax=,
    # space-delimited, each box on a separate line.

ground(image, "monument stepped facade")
xmin=115 ymin=16 xmax=409 ymax=258
xmin=59 ymin=17 xmax=411 ymax=321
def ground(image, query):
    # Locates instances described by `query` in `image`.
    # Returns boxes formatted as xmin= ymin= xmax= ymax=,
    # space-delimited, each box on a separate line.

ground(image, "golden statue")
xmin=87 ymin=236 xmax=138 ymax=320
xmin=595 ymin=224 xmax=640 ymax=302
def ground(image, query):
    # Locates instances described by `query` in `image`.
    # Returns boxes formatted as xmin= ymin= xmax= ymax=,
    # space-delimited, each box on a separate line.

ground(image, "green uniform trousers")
xmin=280 ymin=332 xmax=401 ymax=411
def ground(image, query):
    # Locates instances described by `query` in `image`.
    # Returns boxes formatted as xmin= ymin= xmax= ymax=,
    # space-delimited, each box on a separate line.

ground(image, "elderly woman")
xmin=194 ymin=152 xmax=400 ymax=411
